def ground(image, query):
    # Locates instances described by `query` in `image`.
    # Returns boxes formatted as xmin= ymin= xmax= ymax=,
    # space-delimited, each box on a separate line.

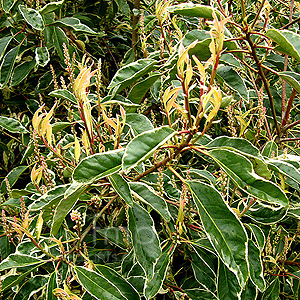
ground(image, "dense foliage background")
xmin=1 ymin=0 xmax=300 ymax=299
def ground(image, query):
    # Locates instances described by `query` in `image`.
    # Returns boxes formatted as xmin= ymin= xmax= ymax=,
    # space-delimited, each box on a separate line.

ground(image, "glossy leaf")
xmin=114 ymin=0 xmax=130 ymax=16
xmin=246 ymin=224 xmax=265 ymax=252
xmin=248 ymin=240 xmax=265 ymax=292
xmin=97 ymin=227 xmax=129 ymax=250
xmin=217 ymin=261 xmax=241 ymax=300
xmin=54 ymin=17 xmax=99 ymax=35
xmin=0 ymin=165 xmax=28 ymax=194
xmin=0 ymin=36 xmax=12 ymax=60
xmin=266 ymin=29 xmax=300 ymax=61
xmin=1 ymin=0 xmax=14 ymax=12
xmin=126 ymin=113 xmax=154 ymax=136
xmin=95 ymin=265 xmax=140 ymax=299
xmin=35 ymin=46 xmax=50 ymax=67
xmin=14 ymin=275 xmax=48 ymax=300
xmin=73 ymin=149 xmax=124 ymax=184
xmin=128 ymin=74 xmax=160 ymax=104
xmin=19 ymin=5 xmax=45 ymax=30
xmin=279 ymin=71 xmax=300 ymax=93
xmin=167 ymin=3 xmax=215 ymax=19
xmin=11 ymin=60 xmax=36 ymax=86
xmin=129 ymin=182 xmax=172 ymax=221
xmin=262 ymin=278 xmax=280 ymax=300
xmin=0 ymin=254 xmax=43 ymax=271
xmin=0 ymin=116 xmax=28 ymax=134
xmin=39 ymin=0 xmax=64 ymax=14
xmin=122 ymin=126 xmax=175 ymax=173
xmin=108 ymin=59 xmax=158 ymax=93
xmin=0 ymin=45 xmax=19 ymax=87
xmin=241 ymin=280 xmax=258 ymax=300
xmin=51 ymin=182 xmax=87 ymax=235
xmin=262 ymin=141 xmax=278 ymax=158
xmin=208 ymin=148 xmax=288 ymax=207
xmin=188 ymin=181 xmax=249 ymax=287
xmin=216 ymin=66 xmax=248 ymax=101
xmin=109 ymin=173 xmax=133 ymax=206
xmin=144 ymin=249 xmax=173 ymax=299
xmin=49 ymin=89 xmax=76 ymax=103
xmin=47 ymin=271 xmax=58 ymax=300
xmin=128 ymin=202 xmax=162 ymax=280
xmin=75 ymin=266 xmax=130 ymax=300
xmin=53 ymin=27 xmax=69 ymax=61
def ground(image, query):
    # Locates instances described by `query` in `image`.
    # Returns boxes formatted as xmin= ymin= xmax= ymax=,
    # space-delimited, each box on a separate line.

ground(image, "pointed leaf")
xmin=144 ymin=248 xmax=173 ymax=299
xmin=167 ymin=3 xmax=215 ymax=19
xmin=266 ymin=29 xmax=300 ymax=61
xmin=122 ymin=126 xmax=175 ymax=173
xmin=11 ymin=60 xmax=36 ymax=86
xmin=73 ymin=149 xmax=125 ymax=184
xmin=19 ymin=5 xmax=45 ymax=30
xmin=109 ymin=173 xmax=133 ymax=206
xmin=35 ymin=46 xmax=50 ymax=67
xmin=97 ymin=227 xmax=129 ymax=250
xmin=0 ymin=36 xmax=13 ymax=61
xmin=0 ymin=45 xmax=19 ymax=87
xmin=49 ymin=89 xmax=76 ymax=103
xmin=128 ymin=74 xmax=160 ymax=104
xmin=54 ymin=17 xmax=99 ymax=35
xmin=262 ymin=278 xmax=280 ymax=300
xmin=39 ymin=0 xmax=64 ymax=14
xmin=0 ymin=116 xmax=28 ymax=134
xmin=53 ymin=27 xmax=69 ymax=61
xmin=208 ymin=148 xmax=288 ymax=207
xmin=217 ymin=261 xmax=241 ymax=300
xmin=0 ymin=165 xmax=28 ymax=194
xmin=128 ymin=202 xmax=162 ymax=280
xmin=279 ymin=71 xmax=300 ymax=93
xmin=0 ymin=254 xmax=43 ymax=271
xmin=108 ymin=58 xmax=158 ymax=93
xmin=126 ymin=113 xmax=154 ymax=136
xmin=75 ymin=266 xmax=130 ymax=300
xmin=129 ymin=182 xmax=172 ymax=221
xmin=51 ymin=182 xmax=87 ymax=235
xmin=1 ymin=0 xmax=15 ymax=12
xmin=95 ymin=265 xmax=140 ymax=299
xmin=47 ymin=271 xmax=58 ymax=300
xmin=248 ymin=240 xmax=265 ymax=292
xmin=188 ymin=181 xmax=249 ymax=287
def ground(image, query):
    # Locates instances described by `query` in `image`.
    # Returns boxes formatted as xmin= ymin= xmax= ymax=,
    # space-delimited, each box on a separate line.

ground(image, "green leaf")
xmin=207 ymin=136 xmax=271 ymax=179
xmin=54 ymin=17 xmax=99 ymax=35
xmin=108 ymin=59 xmax=158 ymax=93
xmin=51 ymin=182 xmax=87 ymax=235
xmin=39 ymin=0 xmax=64 ymax=14
xmin=97 ymin=227 xmax=129 ymax=250
xmin=208 ymin=148 xmax=288 ymax=207
xmin=46 ymin=271 xmax=58 ymax=300
xmin=0 ymin=165 xmax=28 ymax=194
xmin=1 ymin=0 xmax=15 ymax=12
xmin=14 ymin=275 xmax=48 ymax=300
xmin=101 ymin=94 xmax=139 ymax=109
xmin=11 ymin=60 xmax=36 ymax=86
xmin=0 ymin=36 xmax=13 ymax=61
xmin=53 ymin=27 xmax=69 ymax=61
xmin=268 ymin=159 xmax=300 ymax=186
xmin=19 ymin=5 xmax=45 ymax=30
xmin=129 ymin=182 xmax=172 ymax=221
xmin=248 ymin=240 xmax=265 ymax=292
xmin=241 ymin=280 xmax=258 ymax=300
xmin=35 ymin=46 xmax=50 ymax=67
xmin=114 ymin=0 xmax=130 ymax=16
xmin=167 ymin=3 xmax=215 ymax=19
xmin=73 ymin=149 xmax=125 ymax=184
xmin=216 ymin=66 xmax=248 ymax=101
xmin=266 ymin=29 xmax=300 ymax=61
xmin=144 ymin=249 xmax=173 ymax=299
xmin=217 ymin=261 xmax=241 ymax=300
xmin=0 ymin=254 xmax=43 ymax=271
xmin=246 ymin=224 xmax=265 ymax=252
xmin=126 ymin=113 xmax=154 ymax=136
xmin=188 ymin=181 xmax=249 ymax=287
xmin=75 ymin=266 xmax=130 ymax=300
xmin=128 ymin=74 xmax=161 ymax=104
xmin=122 ymin=126 xmax=175 ymax=173
xmin=262 ymin=278 xmax=280 ymax=300
xmin=49 ymin=89 xmax=76 ymax=103
xmin=0 ymin=45 xmax=19 ymax=88
xmin=95 ymin=265 xmax=140 ymax=299
xmin=0 ymin=116 xmax=28 ymax=134
xmin=109 ymin=173 xmax=133 ymax=206
xmin=1 ymin=263 xmax=46 ymax=292
xmin=262 ymin=141 xmax=278 ymax=158
xmin=279 ymin=71 xmax=300 ymax=93
xmin=128 ymin=202 xmax=162 ymax=280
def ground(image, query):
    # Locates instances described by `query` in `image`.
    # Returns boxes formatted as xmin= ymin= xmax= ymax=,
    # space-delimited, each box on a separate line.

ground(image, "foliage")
xmin=1 ymin=0 xmax=300 ymax=299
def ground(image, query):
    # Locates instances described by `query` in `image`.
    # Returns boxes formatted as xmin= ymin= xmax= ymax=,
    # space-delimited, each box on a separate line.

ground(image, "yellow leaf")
xmin=82 ymin=130 xmax=90 ymax=155
xmin=192 ymin=55 xmax=206 ymax=82
xmin=35 ymin=210 xmax=43 ymax=241
xmin=32 ymin=105 xmax=44 ymax=132
xmin=184 ymin=60 xmax=193 ymax=89
xmin=74 ymin=134 xmax=81 ymax=163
